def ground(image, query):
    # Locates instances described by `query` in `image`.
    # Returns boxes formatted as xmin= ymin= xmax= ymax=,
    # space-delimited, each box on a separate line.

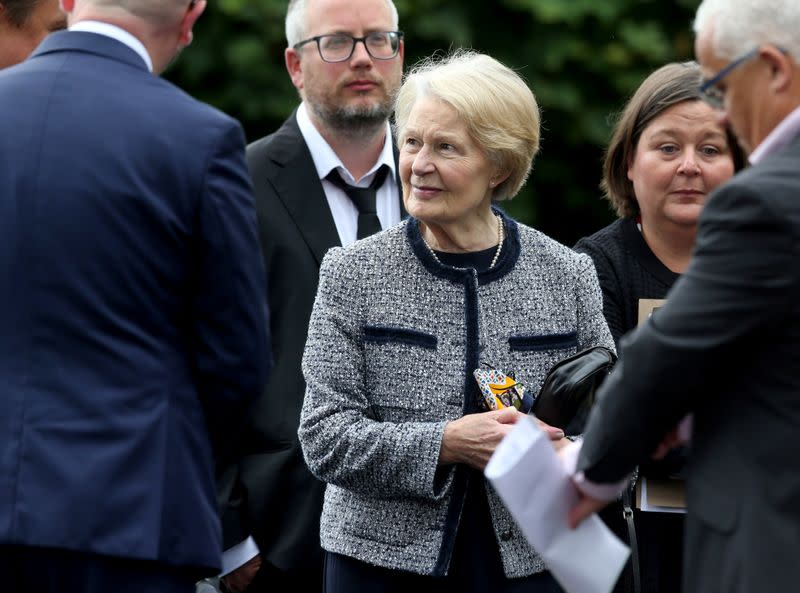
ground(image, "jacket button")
xmin=500 ymin=530 xmax=513 ymax=541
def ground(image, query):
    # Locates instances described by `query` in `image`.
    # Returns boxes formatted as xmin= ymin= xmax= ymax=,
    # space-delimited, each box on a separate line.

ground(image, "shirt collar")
xmin=69 ymin=21 xmax=153 ymax=72
xmin=749 ymin=105 xmax=800 ymax=165
xmin=295 ymin=102 xmax=396 ymax=185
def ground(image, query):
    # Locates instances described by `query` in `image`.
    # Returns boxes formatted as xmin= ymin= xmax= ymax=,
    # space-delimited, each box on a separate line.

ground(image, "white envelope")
xmin=485 ymin=416 xmax=629 ymax=593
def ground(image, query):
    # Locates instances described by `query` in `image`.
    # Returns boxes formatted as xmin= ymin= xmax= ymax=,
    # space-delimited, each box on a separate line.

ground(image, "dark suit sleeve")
xmin=577 ymin=183 xmax=795 ymax=482
xmin=192 ymin=120 xmax=271 ymax=465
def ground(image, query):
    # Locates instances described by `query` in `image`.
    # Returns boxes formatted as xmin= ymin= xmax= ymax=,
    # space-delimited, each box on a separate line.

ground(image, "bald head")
xmin=77 ymin=0 xmax=190 ymax=23
xmin=61 ymin=0 xmax=204 ymax=73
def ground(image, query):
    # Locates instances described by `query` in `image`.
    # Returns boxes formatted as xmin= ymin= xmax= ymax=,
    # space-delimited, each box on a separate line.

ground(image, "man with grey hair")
xmin=566 ymin=1 xmax=800 ymax=592
xmin=0 ymin=0 xmax=66 ymax=67
xmin=218 ymin=0 xmax=404 ymax=591
xmin=0 ymin=1 xmax=271 ymax=592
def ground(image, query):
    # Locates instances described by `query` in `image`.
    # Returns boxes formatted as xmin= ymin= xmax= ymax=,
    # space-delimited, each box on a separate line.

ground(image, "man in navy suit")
xmin=0 ymin=1 xmax=270 ymax=592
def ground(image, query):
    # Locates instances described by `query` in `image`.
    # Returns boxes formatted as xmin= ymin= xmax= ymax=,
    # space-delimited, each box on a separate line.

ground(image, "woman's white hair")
xmin=694 ymin=0 xmax=800 ymax=60
xmin=394 ymin=50 xmax=541 ymax=201
xmin=285 ymin=0 xmax=399 ymax=48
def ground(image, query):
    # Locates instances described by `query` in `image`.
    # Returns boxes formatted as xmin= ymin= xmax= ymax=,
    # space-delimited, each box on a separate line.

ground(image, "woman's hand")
xmin=534 ymin=418 xmax=566 ymax=443
xmin=439 ymin=407 xmax=527 ymax=470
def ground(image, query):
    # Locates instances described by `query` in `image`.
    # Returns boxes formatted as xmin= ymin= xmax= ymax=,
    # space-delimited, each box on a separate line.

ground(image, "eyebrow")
xmin=647 ymin=126 xmax=727 ymax=140
xmin=403 ymin=126 xmax=459 ymax=141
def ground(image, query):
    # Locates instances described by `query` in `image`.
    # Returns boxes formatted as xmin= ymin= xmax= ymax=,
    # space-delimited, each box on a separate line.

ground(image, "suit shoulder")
xmin=246 ymin=121 xmax=310 ymax=181
xmin=155 ymin=78 xmax=241 ymax=130
xmin=246 ymin=131 xmax=278 ymax=157
xmin=706 ymin=157 xmax=800 ymax=222
xmin=246 ymin=116 xmax=299 ymax=156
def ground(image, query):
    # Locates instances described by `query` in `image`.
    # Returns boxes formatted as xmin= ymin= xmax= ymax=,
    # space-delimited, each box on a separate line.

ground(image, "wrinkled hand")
xmin=221 ymin=554 xmax=261 ymax=593
xmin=439 ymin=407 xmax=526 ymax=470
xmin=566 ymin=486 xmax=608 ymax=529
xmin=535 ymin=418 xmax=567 ymax=450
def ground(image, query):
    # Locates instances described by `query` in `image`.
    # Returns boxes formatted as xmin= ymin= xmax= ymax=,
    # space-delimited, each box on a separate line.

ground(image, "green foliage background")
xmin=167 ymin=0 xmax=701 ymax=246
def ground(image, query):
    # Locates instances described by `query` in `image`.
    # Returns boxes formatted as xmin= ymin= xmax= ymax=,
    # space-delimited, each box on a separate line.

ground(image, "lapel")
xmin=393 ymin=143 xmax=409 ymax=218
xmin=258 ymin=111 xmax=405 ymax=265
xmin=260 ymin=113 xmax=341 ymax=265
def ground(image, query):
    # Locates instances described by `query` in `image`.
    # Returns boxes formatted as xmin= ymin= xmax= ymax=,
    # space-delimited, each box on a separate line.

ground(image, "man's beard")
xmin=309 ymin=96 xmax=395 ymax=139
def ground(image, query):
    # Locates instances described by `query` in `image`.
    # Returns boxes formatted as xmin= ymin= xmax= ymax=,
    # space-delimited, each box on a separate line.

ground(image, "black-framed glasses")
xmin=293 ymin=31 xmax=403 ymax=63
xmin=698 ymin=46 xmax=789 ymax=109
xmin=698 ymin=48 xmax=759 ymax=109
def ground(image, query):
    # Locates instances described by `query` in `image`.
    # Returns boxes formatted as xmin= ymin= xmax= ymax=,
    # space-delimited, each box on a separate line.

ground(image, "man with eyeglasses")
xmin=0 ymin=1 xmax=271 ymax=592
xmin=0 ymin=0 xmax=67 ymax=68
xmin=215 ymin=0 xmax=404 ymax=592
xmin=564 ymin=1 xmax=800 ymax=592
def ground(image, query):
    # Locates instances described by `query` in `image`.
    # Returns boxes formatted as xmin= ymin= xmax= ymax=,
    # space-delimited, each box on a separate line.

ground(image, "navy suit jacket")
xmin=0 ymin=31 xmax=270 ymax=576
xmin=577 ymin=134 xmax=800 ymax=593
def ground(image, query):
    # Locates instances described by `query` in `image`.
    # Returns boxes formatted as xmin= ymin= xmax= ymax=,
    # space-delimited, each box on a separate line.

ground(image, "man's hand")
xmin=652 ymin=415 xmax=693 ymax=460
xmin=221 ymin=554 xmax=261 ymax=593
xmin=567 ymin=488 xmax=609 ymax=529
xmin=652 ymin=425 xmax=682 ymax=460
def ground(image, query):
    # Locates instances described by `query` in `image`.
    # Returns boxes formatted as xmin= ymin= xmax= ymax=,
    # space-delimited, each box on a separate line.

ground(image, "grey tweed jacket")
xmin=299 ymin=210 xmax=614 ymax=578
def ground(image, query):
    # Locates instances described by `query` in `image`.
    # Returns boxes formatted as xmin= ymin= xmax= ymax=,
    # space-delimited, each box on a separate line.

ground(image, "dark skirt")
xmin=325 ymin=469 xmax=564 ymax=593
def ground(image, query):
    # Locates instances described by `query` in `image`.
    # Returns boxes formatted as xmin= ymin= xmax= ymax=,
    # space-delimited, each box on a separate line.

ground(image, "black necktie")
xmin=326 ymin=165 xmax=389 ymax=239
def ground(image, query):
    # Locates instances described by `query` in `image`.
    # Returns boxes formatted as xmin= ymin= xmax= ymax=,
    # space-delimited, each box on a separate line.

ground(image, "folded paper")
xmin=485 ymin=416 xmax=629 ymax=593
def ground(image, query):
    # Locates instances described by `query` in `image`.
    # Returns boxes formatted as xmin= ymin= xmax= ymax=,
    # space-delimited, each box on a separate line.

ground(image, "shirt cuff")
xmin=561 ymin=440 xmax=629 ymax=502
xmin=220 ymin=535 xmax=260 ymax=577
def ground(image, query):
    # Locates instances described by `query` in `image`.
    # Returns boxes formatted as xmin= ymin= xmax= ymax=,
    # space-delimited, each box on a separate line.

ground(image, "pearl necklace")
xmin=422 ymin=214 xmax=505 ymax=270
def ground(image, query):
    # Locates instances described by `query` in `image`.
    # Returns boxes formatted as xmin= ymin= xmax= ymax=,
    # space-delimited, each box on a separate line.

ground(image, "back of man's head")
xmin=694 ymin=0 xmax=800 ymax=61
xmin=78 ymin=0 xmax=189 ymax=24
xmin=65 ymin=0 xmax=204 ymax=73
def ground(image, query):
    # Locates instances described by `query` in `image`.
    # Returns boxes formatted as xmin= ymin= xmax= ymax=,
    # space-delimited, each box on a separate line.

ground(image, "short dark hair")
xmin=1 ymin=0 xmax=40 ymax=27
xmin=601 ymin=61 xmax=747 ymax=218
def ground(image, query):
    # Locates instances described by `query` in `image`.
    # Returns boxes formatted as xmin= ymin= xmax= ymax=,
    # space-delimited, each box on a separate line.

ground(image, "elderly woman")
xmin=574 ymin=62 xmax=746 ymax=593
xmin=299 ymin=51 xmax=614 ymax=593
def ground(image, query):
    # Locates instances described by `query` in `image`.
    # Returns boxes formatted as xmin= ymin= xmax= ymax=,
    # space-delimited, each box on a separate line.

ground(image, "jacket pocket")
xmin=363 ymin=325 xmax=441 ymax=420
xmin=363 ymin=325 xmax=437 ymax=350
xmin=508 ymin=331 xmax=577 ymax=352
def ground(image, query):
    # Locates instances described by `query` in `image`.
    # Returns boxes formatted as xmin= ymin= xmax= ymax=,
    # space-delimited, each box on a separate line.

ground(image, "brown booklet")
xmin=635 ymin=299 xmax=687 ymax=513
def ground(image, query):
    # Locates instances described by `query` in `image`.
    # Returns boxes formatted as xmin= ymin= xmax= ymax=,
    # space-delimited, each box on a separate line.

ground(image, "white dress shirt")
xmin=69 ymin=21 xmax=153 ymax=72
xmin=749 ymin=106 xmax=800 ymax=165
xmin=296 ymin=102 xmax=401 ymax=246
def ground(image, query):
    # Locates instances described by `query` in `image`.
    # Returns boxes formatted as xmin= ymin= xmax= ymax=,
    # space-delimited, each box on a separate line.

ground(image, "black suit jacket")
xmin=231 ymin=112 xmax=402 ymax=571
xmin=577 ymin=134 xmax=800 ymax=593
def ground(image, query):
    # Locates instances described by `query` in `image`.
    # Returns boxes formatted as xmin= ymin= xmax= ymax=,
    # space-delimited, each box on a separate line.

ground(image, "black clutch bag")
xmin=532 ymin=346 xmax=617 ymax=436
